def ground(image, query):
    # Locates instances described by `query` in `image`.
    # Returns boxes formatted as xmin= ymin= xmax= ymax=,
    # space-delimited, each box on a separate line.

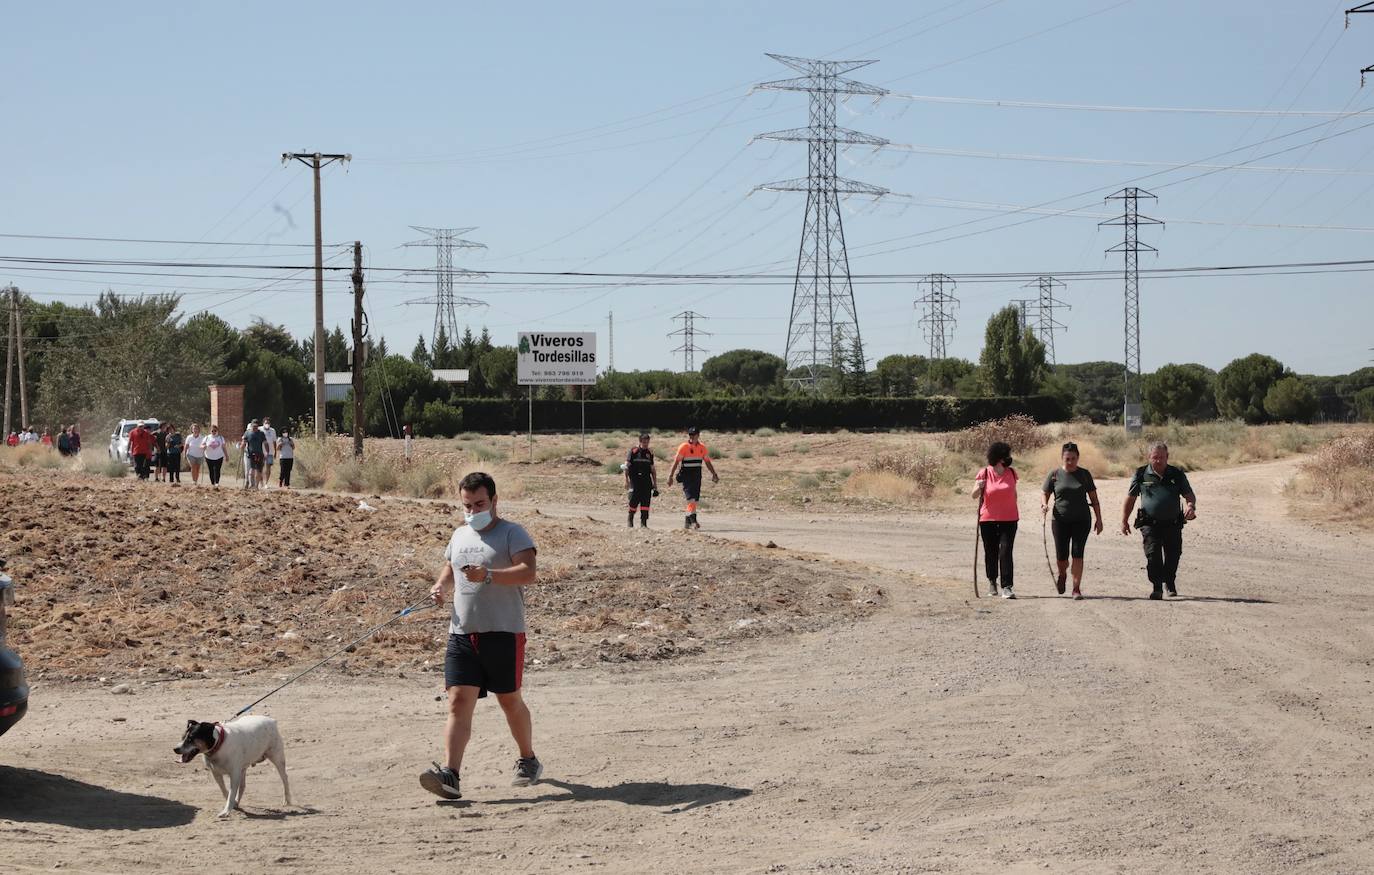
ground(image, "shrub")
xmin=469 ymin=443 xmax=504 ymax=463
xmin=736 ymin=450 xmax=753 ymax=459
xmin=602 ymin=462 xmax=622 ymax=475
xmin=865 ymin=449 xmax=944 ymax=498
xmin=942 ymin=415 xmax=1049 ymax=456
xmin=326 ymin=459 xmax=365 ymax=493
xmin=601 ymin=437 xmax=620 ymax=449
xmin=796 ymin=474 xmax=821 ymax=489
xmin=754 ymin=427 xmax=777 ymax=437
xmin=83 ymin=456 xmax=128 ymax=478
xmin=363 ymin=458 xmax=399 ymax=493
xmin=418 ymin=400 xmax=463 ymax=438
xmin=760 ymin=447 xmax=778 ymax=457
xmin=708 ymin=447 xmax=724 ymax=459
xmin=400 ymin=462 xmax=448 ymax=498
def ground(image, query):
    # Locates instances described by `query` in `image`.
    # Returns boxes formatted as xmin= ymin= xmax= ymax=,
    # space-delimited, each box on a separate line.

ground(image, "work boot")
xmin=690 ymin=513 xmax=701 ymax=530
xmin=1149 ymin=588 xmax=1164 ymax=600
xmin=628 ymin=511 xmax=635 ymax=528
xmin=685 ymin=514 xmax=693 ymax=529
xmin=640 ymin=511 xmax=649 ymax=528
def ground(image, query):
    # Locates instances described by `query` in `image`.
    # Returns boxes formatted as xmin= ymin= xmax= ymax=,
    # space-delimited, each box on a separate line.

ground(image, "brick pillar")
xmin=209 ymin=384 xmax=244 ymax=440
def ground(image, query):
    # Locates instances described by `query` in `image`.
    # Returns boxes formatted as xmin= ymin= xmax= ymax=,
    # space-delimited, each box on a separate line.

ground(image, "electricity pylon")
xmin=1101 ymin=189 xmax=1163 ymax=432
xmin=1022 ymin=276 xmax=1069 ymax=366
xmin=754 ymin=53 xmax=889 ymax=390
xmin=668 ymin=311 xmax=710 ymax=372
xmin=403 ymin=226 xmax=487 ymax=351
xmin=915 ymin=274 xmax=958 ymax=360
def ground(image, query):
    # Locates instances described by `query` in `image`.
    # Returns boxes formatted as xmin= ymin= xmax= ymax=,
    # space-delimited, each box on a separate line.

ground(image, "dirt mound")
xmin=0 ymin=468 xmax=884 ymax=683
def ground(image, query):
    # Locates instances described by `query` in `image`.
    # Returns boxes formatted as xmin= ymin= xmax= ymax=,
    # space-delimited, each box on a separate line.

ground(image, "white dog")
xmin=174 ymin=715 xmax=291 ymax=817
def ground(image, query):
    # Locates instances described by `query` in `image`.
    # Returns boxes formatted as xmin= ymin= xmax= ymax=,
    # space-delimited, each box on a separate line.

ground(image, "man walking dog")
xmin=1121 ymin=441 xmax=1197 ymax=600
xmin=422 ymin=472 xmax=543 ymax=800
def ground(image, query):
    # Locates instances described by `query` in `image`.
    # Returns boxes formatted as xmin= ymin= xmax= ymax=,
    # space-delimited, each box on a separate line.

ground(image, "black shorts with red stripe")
xmin=444 ymin=631 xmax=526 ymax=697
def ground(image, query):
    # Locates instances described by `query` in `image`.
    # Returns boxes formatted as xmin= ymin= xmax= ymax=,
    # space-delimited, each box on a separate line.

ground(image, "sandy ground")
xmin=3 ymin=456 xmax=1374 ymax=873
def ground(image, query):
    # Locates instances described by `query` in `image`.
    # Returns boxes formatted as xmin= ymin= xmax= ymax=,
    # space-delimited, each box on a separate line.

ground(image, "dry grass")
xmin=0 ymin=445 xmax=65 ymax=469
xmin=1291 ymin=431 xmax=1374 ymax=526
xmin=942 ymin=415 xmax=1050 ymax=456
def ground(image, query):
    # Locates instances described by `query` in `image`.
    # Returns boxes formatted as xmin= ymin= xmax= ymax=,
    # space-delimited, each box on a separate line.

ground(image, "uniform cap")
xmin=686 ymin=426 xmax=700 ymax=435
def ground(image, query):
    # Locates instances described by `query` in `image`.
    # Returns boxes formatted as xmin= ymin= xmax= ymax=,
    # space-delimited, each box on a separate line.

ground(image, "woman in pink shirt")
xmin=972 ymin=441 xmax=1019 ymax=599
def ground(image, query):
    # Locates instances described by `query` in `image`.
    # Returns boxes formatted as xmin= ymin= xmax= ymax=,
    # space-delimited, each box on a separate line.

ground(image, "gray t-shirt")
xmin=443 ymin=519 xmax=537 ymax=634
xmin=1042 ymin=466 xmax=1098 ymax=523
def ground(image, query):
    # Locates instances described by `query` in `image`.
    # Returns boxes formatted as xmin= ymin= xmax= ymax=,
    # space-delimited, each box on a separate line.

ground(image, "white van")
xmin=108 ymin=418 xmax=160 ymax=462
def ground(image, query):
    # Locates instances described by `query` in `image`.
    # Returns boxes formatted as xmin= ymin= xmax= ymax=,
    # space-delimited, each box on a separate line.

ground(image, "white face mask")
xmin=465 ymin=509 xmax=493 ymax=530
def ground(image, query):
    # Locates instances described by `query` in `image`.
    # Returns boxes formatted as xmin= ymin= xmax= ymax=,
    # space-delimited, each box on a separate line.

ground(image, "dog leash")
xmin=1041 ymin=508 xmax=1057 ymax=591
xmin=230 ymin=593 xmax=437 ymax=719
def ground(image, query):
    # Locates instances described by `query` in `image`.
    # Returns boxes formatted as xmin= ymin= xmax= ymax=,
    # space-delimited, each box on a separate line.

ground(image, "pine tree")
xmin=411 ymin=334 xmax=430 ymax=367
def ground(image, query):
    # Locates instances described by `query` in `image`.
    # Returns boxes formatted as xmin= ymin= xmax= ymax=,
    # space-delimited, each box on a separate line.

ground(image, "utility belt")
xmin=1134 ymin=509 xmax=1185 ymax=530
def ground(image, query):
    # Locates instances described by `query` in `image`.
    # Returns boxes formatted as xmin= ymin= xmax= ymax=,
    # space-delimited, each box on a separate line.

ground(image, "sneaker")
xmin=513 ymin=755 xmax=544 ymax=787
xmin=1071 ymin=589 xmax=1083 ymax=600
xmin=691 ymin=515 xmax=701 ymax=530
xmin=419 ymin=762 xmax=461 ymax=799
xmin=986 ymin=585 xmax=1000 ymax=598
xmin=1149 ymin=590 xmax=1164 ymax=601
xmin=1000 ymin=587 xmax=1016 ymax=599
xmin=1055 ymin=572 xmax=1067 ymax=595
xmin=1165 ymin=585 xmax=1179 ymax=598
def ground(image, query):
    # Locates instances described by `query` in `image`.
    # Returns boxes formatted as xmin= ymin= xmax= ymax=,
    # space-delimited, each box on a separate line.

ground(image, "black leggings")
xmin=979 ymin=520 xmax=1018 ymax=588
xmin=1051 ymin=517 xmax=1091 ymax=561
xmin=206 ymin=457 xmax=223 ymax=485
xmin=279 ymin=458 xmax=294 ymax=487
xmin=165 ymin=453 xmax=181 ymax=482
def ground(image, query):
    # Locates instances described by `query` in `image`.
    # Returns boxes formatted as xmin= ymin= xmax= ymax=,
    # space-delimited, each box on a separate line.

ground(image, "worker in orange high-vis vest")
xmin=665 ymin=426 xmax=719 ymax=530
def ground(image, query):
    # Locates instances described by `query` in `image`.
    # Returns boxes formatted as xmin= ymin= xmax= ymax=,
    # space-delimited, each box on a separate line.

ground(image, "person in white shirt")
xmin=276 ymin=430 xmax=295 ymax=488
xmin=201 ymin=424 xmax=228 ymax=487
xmin=184 ymin=423 xmax=206 ymax=485
xmin=261 ymin=417 xmax=278 ymax=489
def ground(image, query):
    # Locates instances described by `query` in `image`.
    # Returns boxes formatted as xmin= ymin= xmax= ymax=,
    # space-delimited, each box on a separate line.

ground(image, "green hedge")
xmin=412 ymin=395 xmax=1068 ymax=436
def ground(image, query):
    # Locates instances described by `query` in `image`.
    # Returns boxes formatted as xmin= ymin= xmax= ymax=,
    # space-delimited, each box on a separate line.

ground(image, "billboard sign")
xmin=517 ymin=331 xmax=598 ymax=385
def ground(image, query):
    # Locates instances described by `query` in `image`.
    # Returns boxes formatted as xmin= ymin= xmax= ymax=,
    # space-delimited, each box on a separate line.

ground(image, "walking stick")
xmin=1042 ymin=508 xmax=1058 ymax=591
xmin=973 ymin=491 xmax=988 ymax=598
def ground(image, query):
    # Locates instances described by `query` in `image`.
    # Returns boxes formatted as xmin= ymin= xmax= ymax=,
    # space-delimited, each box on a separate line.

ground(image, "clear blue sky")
xmin=4 ymin=0 xmax=1373 ymax=375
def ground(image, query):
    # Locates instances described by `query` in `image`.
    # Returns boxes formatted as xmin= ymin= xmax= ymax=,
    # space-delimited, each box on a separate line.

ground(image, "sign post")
xmin=517 ymin=331 xmax=598 ymax=460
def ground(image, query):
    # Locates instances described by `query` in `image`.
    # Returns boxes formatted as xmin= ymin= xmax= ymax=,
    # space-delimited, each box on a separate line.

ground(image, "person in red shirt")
xmin=972 ymin=441 xmax=1019 ymax=599
xmin=664 ymin=426 xmax=719 ymax=530
xmin=5 ymin=432 xmax=17 ymax=447
xmin=128 ymin=421 xmax=154 ymax=480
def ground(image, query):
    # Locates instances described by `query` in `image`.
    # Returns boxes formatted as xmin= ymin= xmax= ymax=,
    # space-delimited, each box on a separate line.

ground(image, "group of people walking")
xmin=124 ymin=418 xmax=295 ymax=489
xmin=973 ymin=439 xmax=1198 ymax=600
xmin=620 ymin=426 xmax=721 ymax=530
xmin=4 ymin=425 xmax=81 ymax=453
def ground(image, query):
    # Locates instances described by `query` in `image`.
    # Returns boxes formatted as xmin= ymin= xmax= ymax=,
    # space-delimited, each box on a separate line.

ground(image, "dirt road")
xmin=4 ymin=457 xmax=1373 ymax=873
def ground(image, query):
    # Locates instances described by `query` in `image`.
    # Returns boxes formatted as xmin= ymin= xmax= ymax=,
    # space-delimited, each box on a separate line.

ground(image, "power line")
xmin=885 ymin=92 xmax=1374 ymax=117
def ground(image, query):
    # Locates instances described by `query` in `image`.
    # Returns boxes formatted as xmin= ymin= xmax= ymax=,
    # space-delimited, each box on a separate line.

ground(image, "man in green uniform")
xmin=1120 ymin=441 xmax=1197 ymax=600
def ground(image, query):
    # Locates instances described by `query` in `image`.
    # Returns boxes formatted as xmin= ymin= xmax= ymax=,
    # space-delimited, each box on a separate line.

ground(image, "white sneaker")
xmin=1000 ymin=588 xmax=1016 ymax=599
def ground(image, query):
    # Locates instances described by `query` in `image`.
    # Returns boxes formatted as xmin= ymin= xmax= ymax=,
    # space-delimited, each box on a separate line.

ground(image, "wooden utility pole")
xmin=3 ymin=288 xmax=14 ymax=436
xmin=282 ymin=151 xmax=350 ymax=439
xmin=351 ymin=241 xmax=366 ymax=460
xmin=11 ymin=287 xmax=27 ymax=429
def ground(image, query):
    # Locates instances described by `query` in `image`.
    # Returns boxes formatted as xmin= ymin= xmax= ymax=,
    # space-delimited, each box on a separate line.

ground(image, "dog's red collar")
xmin=207 ymin=722 xmax=226 ymax=756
